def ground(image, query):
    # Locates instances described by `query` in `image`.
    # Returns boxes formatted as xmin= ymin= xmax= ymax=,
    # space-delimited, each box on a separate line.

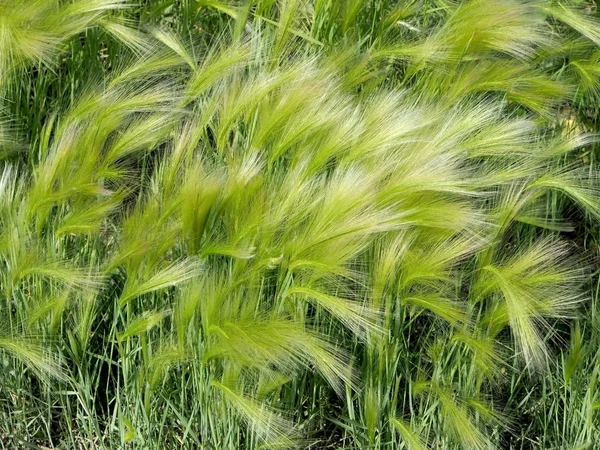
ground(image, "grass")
xmin=1 ymin=0 xmax=600 ymax=448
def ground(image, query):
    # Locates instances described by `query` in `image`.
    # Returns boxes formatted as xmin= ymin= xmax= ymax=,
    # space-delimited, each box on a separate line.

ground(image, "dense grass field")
xmin=2 ymin=1 xmax=600 ymax=448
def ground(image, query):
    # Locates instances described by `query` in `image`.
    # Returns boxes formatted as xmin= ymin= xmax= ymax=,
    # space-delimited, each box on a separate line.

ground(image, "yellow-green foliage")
xmin=1 ymin=1 xmax=600 ymax=449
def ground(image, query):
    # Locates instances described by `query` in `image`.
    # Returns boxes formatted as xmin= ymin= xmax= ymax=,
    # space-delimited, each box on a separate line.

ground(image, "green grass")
xmin=1 ymin=1 xmax=600 ymax=448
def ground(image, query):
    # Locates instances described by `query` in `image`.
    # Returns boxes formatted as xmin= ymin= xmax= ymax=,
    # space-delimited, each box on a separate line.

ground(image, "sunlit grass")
xmin=1 ymin=1 xmax=600 ymax=449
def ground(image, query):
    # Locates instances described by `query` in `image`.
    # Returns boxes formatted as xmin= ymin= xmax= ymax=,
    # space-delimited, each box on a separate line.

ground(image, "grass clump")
xmin=1 ymin=1 xmax=600 ymax=449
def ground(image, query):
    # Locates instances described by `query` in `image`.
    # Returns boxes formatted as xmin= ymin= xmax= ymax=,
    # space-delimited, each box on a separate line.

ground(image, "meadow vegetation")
xmin=1 ymin=1 xmax=600 ymax=448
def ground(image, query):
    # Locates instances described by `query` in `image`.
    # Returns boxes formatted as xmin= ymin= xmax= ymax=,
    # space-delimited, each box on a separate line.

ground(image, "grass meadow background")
xmin=1 ymin=0 xmax=600 ymax=448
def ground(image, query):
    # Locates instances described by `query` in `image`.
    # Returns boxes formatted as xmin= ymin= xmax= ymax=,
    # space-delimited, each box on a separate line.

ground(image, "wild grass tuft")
xmin=1 ymin=1 xmax=600 ymax=449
